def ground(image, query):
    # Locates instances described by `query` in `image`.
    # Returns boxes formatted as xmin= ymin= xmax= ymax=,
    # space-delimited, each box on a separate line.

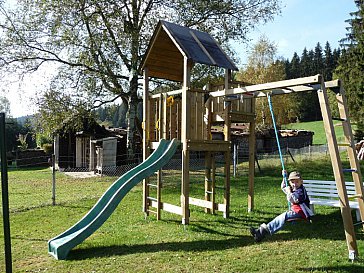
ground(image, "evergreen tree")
xmin=324 ymin=42 xmax=334 ymax=80
xmin=332 ymin=48 xmax=342 ymax=67
xmin=300 ymin=48 xmax=311 ymax=77
xmin=313 ymin=42 xmax=325 ymax=75
xmin=284 ymin=59 xmax=291 ymax=79
xmin=113 ymin=106 xmax=121 ymax=127
xmin=97 ymin=107 xmax=106 ymax=122
xmin=335 ymin=0 xmax=364 ymax=139
xmin=119 ymin=103 xmax=128 ymax=128
xmin=307 ymin=49 xmax=315 ymax=76
xmin=289 ymin=52 xmax=300 ymax=79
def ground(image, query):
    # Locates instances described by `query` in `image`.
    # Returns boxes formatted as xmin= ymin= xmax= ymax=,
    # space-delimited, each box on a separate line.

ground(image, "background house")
xmin=53 ymin=117 xmax=141 ymax=173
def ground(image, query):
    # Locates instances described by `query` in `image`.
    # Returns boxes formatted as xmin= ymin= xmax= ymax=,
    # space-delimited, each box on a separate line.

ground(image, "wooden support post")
xmin=223 ymin=150 xmax=230 ymax=218
xmin=317 ymin=78 xmax=358 ymax=260
xmin=162 ymin=94 xmax=168 ymax=140
xmin=336 ymin=85 xmax=364 ymax=230
xmin=142 ymin=68 xmax=150 ymax=216
xmin=205 ymin=151 xmax=212 ymax=213
xmin=248 ymin=98 xmax=256 ymax=212
xmin=223 ymin=69 xmax=231 ymax=218
xmin=170 ymin=102 xmax=177 ymax=139
xmin=181 ymin=57 xmax=191 ymax=225
xmin=211 ymin=155 xmax=216 ymax=214
xmin=158 ymin=94 xmax=163 ymax=141
xmin=149 ymin=100 xmax=156 ymax=142
xmin=157 ymin=170 xmax=162 ymax=220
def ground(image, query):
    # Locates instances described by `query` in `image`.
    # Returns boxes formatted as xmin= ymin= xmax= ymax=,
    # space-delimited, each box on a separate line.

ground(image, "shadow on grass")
xmin=298 ymin=265 xmax=364 ymax=273
xmin=12 ymin=236 xmax=48 ymax=242
xmin=68 ymin=236 xmax=251 ymax=260
xmin=66 ymin=209 xmax=363 ymax=261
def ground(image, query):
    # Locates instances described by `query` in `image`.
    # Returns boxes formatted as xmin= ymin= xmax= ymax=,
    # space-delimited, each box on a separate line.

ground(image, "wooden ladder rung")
xmin=343 ymin=168 xmax=357 ymax=173
xmin=332 ymin=117 xmax=347 ymax=122
xmin=147 ymin=196 xmax=158 ymax=202
xmin=147 ymin=183 xmax=158 ymax=188
xmin=147 ymin=209 xmax=158 ymax=215
xmin=337 ymin=143 xmax=351 ymax=147
xmin=348 ymin=194 xmax=363 ymax=200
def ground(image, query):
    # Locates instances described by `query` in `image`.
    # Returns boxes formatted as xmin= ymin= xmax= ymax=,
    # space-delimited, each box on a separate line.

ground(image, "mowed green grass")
xmin=0 ymin=155 xmax=364 ymax=272
xmin=283 ymin=120 xmax=348 ymax=145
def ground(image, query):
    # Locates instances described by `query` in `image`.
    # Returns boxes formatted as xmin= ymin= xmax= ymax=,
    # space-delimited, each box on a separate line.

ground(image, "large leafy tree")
xmin=0 ymin=0 xmax=281 ymax=155
xmin=335 ymin=0 xmax=364 ymax=140
xmin=236 ymin=36 xmax=297 ymax=125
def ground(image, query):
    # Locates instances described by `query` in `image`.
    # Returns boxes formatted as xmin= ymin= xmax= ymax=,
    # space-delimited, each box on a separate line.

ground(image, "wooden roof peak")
xmin=140 ymin=20 xmax=238 ymax=82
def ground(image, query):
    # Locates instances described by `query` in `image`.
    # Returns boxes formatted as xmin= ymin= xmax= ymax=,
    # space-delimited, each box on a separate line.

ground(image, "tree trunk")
xmin=126 ymin=1 xmax=140 ymax=158
xmin=126 ymin=74 xmax=139 ymax=158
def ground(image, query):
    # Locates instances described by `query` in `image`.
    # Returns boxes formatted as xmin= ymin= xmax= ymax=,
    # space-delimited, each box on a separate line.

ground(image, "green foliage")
xmin=4 ymin=117 xmax=35 ymax=151
xmin=335 ymin=0 xmax=364 ymax=140
xmin=36 ymin=132 xmax=53 ymax=148
xmin=236 ymin=36 xmax=297 ymax=125
xmin=95 ymin=102 xmax=130 ymax=128
xmin=17 ymin=133 xmax=28 ymax=151
xmin=42 ymin=143 xmax=53 ymax=154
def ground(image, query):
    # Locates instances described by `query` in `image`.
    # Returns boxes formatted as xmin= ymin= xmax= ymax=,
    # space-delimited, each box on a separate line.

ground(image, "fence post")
xmin=0 ymin=113 xmax=12 ymax=273
xmin=52 ymin=154 xmax=56 ymax=205
xmin=233 ymin=143 xmax=237 ymax=177
xmin=309 ymin=144 xmax=311 ymax=158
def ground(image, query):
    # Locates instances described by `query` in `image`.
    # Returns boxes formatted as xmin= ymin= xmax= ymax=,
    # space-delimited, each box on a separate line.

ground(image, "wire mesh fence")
xmin=2 ymin=144 xmax=348 ymax=177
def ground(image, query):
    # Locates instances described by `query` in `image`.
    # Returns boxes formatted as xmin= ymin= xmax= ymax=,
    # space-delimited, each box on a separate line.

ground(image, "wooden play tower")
xmin=140 ymin=20 xmax=364 ymax=259
xmin=140 ymin=20 xmax=256 ymax=225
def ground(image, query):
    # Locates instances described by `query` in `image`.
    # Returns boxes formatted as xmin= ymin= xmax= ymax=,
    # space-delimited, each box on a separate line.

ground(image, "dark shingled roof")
xmin=140 ymin=20 xmax=238 ymax=82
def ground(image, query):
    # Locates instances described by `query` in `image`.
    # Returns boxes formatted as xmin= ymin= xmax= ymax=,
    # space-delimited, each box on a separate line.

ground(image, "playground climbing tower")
xmin=139 ymin=20 xmax=256 ymax=224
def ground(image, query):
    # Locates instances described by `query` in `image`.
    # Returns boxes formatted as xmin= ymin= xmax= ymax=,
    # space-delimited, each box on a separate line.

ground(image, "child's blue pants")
xmin=267 ymin=210 xmax=304 ymax=234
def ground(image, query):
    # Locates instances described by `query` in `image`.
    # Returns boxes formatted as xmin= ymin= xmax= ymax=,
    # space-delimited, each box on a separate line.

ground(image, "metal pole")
xmin=0 ymin=113 xmax=13 ymax=273
xmin=52 ymin=154 xmax=56 ymax=205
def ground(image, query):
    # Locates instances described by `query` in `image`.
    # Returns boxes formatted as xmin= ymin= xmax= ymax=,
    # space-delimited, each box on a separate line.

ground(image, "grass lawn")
xmin=1 ymin=155 xmax=364 ymax=272
xmin=283 ymin=120 xmax=347 ymax=145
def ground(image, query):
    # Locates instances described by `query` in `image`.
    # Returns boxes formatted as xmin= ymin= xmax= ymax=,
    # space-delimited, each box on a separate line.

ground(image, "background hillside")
xmin=283 ymin=120 xmax=349 ymax=145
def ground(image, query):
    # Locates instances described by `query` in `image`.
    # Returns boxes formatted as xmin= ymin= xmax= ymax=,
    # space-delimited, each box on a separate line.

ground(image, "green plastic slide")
xmin=48 ymin=138 xmax=179 ymax=260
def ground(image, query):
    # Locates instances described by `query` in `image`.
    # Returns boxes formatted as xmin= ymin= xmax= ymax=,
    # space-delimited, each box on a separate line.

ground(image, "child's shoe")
xmin=250 ymin=223 xmax=270 ymax=242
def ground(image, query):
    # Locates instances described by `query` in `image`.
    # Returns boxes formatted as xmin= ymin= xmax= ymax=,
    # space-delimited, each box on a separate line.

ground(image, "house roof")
xmin=139 ymin=20 xmax=238 ymax=82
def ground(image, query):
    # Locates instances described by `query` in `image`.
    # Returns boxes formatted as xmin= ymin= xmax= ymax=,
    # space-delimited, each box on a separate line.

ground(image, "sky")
xmin=236 ymin=0 xmax=357 ymax=64
xmin=2 ymin=0 xmax=358 ymax=118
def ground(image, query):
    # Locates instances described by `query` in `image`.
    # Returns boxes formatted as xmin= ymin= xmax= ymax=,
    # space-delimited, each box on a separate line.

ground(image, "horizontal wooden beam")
xmin=210 ymin=74 xmax=322 ymax=97
xmin=187 ymin=140 xmax=230 ymax=151
xmin=325 ymin=79 xmax=340 ymax=89
xmin=151 ymin=200 xmax=182 ymax=215
xmin=189 ymin=197 xmax=214 ymax=209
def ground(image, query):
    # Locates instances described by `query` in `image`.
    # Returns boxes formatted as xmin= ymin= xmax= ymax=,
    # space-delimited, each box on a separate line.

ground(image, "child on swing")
xmin=250 ymin=170 xmax=314 ymax=242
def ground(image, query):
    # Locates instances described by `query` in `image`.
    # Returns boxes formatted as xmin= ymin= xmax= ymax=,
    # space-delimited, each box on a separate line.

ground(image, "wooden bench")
xmin=304 ymin=180 xmax=363 ymax=221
